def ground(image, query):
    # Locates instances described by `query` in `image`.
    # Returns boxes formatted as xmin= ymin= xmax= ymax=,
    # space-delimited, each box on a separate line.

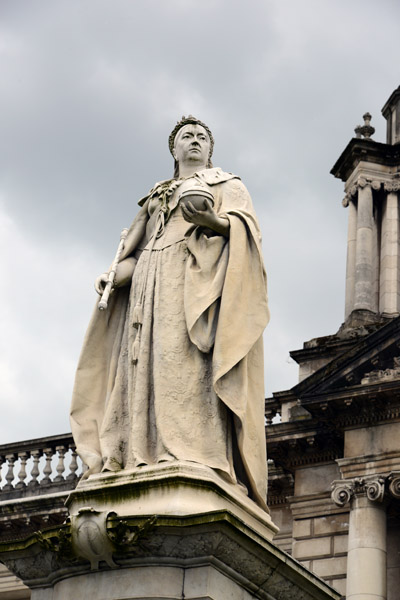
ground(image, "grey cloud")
xmin=1 ymin=0 xmax=400 ymax=442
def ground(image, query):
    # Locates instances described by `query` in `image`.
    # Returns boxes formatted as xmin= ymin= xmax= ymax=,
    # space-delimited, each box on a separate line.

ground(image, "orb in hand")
xmin=179 ymin=187 xmax=214 ymax=211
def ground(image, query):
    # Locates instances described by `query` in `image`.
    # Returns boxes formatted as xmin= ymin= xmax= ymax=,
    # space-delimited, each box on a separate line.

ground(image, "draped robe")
xmin=70 ymin=167 xmax=270 ymax=509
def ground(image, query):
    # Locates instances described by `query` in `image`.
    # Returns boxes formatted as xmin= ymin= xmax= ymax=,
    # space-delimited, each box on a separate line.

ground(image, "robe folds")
xmin=70 ymin=167 xmax=270 ymax=509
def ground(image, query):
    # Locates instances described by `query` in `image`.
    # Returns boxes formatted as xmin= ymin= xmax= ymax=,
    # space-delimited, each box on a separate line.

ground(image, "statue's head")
xmin=169 ymin=115 xmax=214 ymax=177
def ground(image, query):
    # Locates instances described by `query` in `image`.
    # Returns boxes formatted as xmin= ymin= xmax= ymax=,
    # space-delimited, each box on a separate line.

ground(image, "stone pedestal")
xmin=66 ymin=461 xmax=277 ymax=539
xmin=0 ymin=462 xmax=341 ymax=600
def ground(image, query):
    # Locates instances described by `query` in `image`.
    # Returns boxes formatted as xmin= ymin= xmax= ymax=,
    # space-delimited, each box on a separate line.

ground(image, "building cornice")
xmin=331 ymin=138 xmax=400 ymax=182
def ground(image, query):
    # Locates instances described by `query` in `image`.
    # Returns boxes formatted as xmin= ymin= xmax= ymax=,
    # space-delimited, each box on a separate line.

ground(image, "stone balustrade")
xmin=264 ymin=397 xmax=281 ymax=425
xmin=0 ymin=433 xmax=85 ymax=499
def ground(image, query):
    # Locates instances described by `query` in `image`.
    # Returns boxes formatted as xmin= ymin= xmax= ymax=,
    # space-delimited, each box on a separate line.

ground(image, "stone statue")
xmin=70 ymin=116 xmax=270 ymax=509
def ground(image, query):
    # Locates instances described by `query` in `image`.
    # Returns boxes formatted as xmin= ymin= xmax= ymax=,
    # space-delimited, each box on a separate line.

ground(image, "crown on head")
xmin=168 ymin=115 xmax=214 ymax=160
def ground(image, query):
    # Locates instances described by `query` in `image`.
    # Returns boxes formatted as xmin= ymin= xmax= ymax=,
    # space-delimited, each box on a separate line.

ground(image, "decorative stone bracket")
xmin=331 ymin=473 xmax=400 ymax=507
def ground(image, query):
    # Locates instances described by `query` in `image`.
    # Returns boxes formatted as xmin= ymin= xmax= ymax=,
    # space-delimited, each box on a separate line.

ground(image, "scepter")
xmin=98 ymin=228 xmax=129 ymax=311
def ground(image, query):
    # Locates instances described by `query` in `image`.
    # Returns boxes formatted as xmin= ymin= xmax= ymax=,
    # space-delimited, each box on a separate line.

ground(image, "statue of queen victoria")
xmin=70 ymin=116 xmax=270 ymax=509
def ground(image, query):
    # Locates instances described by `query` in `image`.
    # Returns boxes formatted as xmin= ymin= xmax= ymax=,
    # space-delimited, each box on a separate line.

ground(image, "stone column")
xmin=347 ymin=494 xmax=386 ymax=600
xmin=380 ymin=184 xmax=400 ymax=315
xmin=332 ymin=477 xmax=387 ymax=600
xmin=354 ymin=181 xmax=378 ymax=312
xmin=345 ymin=199 xmax=357 ymax=319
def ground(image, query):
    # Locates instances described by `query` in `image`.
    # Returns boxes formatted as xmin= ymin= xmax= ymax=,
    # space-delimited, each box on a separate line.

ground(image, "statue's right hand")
xmin=94 ymin=273 xmax=109 ymax=296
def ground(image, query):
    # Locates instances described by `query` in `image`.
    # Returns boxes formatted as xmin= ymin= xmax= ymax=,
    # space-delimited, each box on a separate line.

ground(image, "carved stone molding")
xmin=70 ymin=507 xmax=118 ymax=570
xmin=331 ymin=481 xmax=354 ymax=507
xmin=342 ymin=178 xmax=382 ymax=207
xmin=371 ymin=180 xmax=382 ymax=191
xmin=358 ymin=177 xmax=381 ymax=190
xmin=361 ymin=356 xmax=400 ymax=385
xmin=388 ymin=472 xmax=400 ymax=499
xmin=365 ymin=478 xmax=386 ymax=503
xmin=384 ymin=181 xmax=400 ymax=193
xmin=331 ymin=476 xmax=386 ymax=507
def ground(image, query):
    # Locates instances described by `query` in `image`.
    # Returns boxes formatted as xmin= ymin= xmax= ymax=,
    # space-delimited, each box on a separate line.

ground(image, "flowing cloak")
xmin=70 ymin=168 xmax=270 ymax=509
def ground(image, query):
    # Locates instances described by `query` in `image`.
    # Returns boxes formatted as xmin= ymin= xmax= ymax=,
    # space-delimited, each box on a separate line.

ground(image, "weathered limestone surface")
xmin=387 ymin=520 xmax=400 ymax=600
xmin=354 ymin=183 xmax=376 ymax=312
xmin=0 ymin=465 xmax=340 ymax=600
xmin=71 ymin=117 xmax=270 ymax=512
xmin=346 ymin=496 xmax=386 ymax=600
xmin=344 ymin=422 xmax=400 ymax=464
xmin=380 ymin=191 xmax=400 ymax=314
xmin=267 ymin=305 xmax=400 ymax=597
xmin=0 ymin=563 xmax=29 ymax=599
xmin=66 ymin=461 xmax=279 ymax=541
xmin=345 ymin=199 xmax=357 ymax=319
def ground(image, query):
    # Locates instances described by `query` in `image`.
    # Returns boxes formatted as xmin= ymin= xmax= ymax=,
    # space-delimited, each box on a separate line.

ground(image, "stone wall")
xmin=270 ymin=462 xmax=348 ymax=597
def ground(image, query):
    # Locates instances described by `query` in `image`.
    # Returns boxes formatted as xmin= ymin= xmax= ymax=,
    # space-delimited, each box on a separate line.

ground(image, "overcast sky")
xmin=1 ymin=0 xmax=399 ymax=444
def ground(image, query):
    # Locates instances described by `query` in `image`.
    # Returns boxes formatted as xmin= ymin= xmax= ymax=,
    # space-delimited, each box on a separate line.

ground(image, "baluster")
xmin=42 ymin=448 xmax=54 ymax=485
xmin=67 ymin=445 xmax=79 ymax=481
xmin=265 ymin=409 xmax=276 ymax=426
xmin=28 ymin=449 xmax=42 ymax=489
xmin=3 ymin=454 xmax=17 ymax=491
xmin=15 ymin=452 xmax=29 ymax=489
xmin=54 ymin=445 xmax=67 ymax=483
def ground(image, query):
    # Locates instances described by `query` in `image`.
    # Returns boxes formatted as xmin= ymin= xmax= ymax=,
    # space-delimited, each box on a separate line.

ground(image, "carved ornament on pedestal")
xmin=69 ymin=507 xmax=118 ymax=570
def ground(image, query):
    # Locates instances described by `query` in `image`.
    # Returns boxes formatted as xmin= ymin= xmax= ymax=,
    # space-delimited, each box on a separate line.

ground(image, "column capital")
xmin=388 ymin=471 xmax=400 ymax=499
xmin=343 ymin=178 xmax=382 ymax=207
xmin=331 ymin=475 xmax=386 ymax=507
xmin=358 ymin=177 xmax=381 ymax=190
xmin=331 ymin=480 xmax=354 ymax=506
xmin=384 ymin=181 xmax=400 ymax=192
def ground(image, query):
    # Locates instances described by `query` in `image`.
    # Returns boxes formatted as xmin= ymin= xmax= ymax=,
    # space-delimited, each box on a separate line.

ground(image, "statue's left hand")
xmin=181 ymin=199 xmax=230 ymax=237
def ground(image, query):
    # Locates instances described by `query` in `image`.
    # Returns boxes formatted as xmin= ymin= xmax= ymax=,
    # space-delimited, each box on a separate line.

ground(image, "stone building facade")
xmin=267 ymin=85 xmax=400 ymax=600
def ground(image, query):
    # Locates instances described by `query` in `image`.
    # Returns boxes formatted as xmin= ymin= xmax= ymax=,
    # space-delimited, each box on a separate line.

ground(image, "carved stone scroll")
xmin=365 ymin=477 xmax=385 ymax=503
xmin=332 ymin=476 xmax=387 ymax=507
xmin=388 ymin=472 xmax=400 ymax=499
xmin=331 ymin=481 xmax=354 ymax=507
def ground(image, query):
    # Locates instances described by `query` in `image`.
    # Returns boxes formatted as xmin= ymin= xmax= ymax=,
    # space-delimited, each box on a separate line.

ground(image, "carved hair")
xmin=169 ymin=115 xmax=214 ymax=178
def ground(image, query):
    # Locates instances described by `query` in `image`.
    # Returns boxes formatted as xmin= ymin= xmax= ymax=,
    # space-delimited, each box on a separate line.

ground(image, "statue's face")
xmin=173 ymin=124 xmax=210 ymax=168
